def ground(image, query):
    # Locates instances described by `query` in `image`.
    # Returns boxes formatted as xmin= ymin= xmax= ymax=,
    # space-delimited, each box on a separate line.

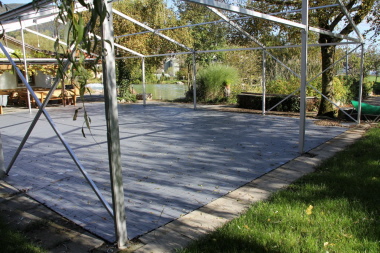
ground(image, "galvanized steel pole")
xmin=262 ymin=50 xmax=266 ymax=115
xmin=192 ymin=52 xmax=197 ymax=110
xmin=142 ymin=57 xmax=146 ymax=106
xmin=298 ymin=0 xmax=309 ymax=154
xmin=101 ymin=1 xmax=128 ymax=248
xmin=357 ymin=43 xmax=365 ymax=124
xmin=20 ymin=22 xmax=31 ymax=113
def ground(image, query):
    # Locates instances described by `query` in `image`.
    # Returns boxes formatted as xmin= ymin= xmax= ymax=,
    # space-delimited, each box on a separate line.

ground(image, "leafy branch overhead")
xmin=51 ymin=0 xmax=109 ymax=134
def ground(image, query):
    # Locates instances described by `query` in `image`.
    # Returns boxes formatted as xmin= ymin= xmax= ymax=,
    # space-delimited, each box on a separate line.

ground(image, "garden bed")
xmin=237 ymin=92 xmax=319 ymax=112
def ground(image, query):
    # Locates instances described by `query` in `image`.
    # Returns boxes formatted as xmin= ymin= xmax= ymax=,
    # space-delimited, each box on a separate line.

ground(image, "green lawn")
xmin=179 ymin=126 xmax=380 ymax=253
xmin=366 ymin=75 xmax=379 ymax=83
xmin=0 ymin=218 xmax=46 ymax=253
xmin=368 ymin=75 xmax=380 ymax=94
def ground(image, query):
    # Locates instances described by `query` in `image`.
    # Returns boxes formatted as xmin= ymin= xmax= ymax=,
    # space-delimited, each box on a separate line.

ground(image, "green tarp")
xmin=351 ymin=100 xmax=380 ymax=115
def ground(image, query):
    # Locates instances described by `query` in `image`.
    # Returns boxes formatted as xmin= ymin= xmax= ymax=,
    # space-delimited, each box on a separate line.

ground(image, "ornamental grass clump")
xmin=189 ymin=64 xmax=240 ymax=102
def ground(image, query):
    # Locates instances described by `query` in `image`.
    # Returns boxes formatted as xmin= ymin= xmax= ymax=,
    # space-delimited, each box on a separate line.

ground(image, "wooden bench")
xmin=0 ymin=88 xmax=78 ymax=108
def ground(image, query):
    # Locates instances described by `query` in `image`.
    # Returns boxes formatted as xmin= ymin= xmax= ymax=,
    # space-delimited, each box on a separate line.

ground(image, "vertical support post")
xmin=0 ymin=132 xmax=5 ymax=179
xmin=142 ymin=57 xmax=146 ymax=106
xmin=345 ymin=44 xmax=349 ymax=77
xmin=61 ymin=79 xmax=66 ymax=106
xmin=20 ymin=22 xmax=31 ymax=113
xmin=262 ymin=49 xmax=266 ymax=115
xmin=101 ymin=1 xmax=128 ymax=248
xmin=192 ymin=52 xmax=197 ymax=110
xmin=298 ymin=0 xmax=309 ymax=154
xmin=357 ymin=43 xmax=365 ymax=124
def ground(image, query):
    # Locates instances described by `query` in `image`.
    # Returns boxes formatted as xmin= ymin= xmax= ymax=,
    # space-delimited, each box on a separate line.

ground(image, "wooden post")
xmin=0 ymin=106 xmax=3 ymax=115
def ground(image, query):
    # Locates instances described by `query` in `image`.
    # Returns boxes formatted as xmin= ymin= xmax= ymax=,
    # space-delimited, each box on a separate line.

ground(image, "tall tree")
xmin=175 ymin=1 xmax=229 ymax=65
xmin=316 ymin=0 xmax=377 ymax=116
xmin=243 ymin=0 xmax=378 ymax=117
xmin=113 ymin=0 xmax=191 ymax=74
xmin=365 ymin=46 xmax=380 ymax=82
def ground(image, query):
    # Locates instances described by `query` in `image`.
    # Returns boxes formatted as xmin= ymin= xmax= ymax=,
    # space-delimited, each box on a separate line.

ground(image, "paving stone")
xmin=325 ymin=138 xmax=357 ymax=148
xmin=293 ymin=155 xmax=321 ymax=166
xmin=140 ymin=210 xmax=227 ymax=245
xmin=136 ymin=227 xmax=193 ymax=253
xmin=197 ymin=196 xmax=250 ymax=221
xmin=0 ymin=194 xmax=39 ymax=212
xmin=326 ymin=130 xmax=365 ymax=144
xmin=24 ymin=228 xmax=72 ymax=250
xmin=226 ymin=185 xmax=271 ymax=204
xmin=0 ymin=189 xmax=106 ymax=252
xmin=313 ymin=149 xmax=336 ymax=160
xmin=45 ymin=229 xmax=105 ymax=253
xmin=250 ymin=175 xmax=291 ymax=192
xmin=0 ymin=180 xmax=19 ymax=200
xmin=312 ymin=143 xmax=346 ymax=155
xmin=0 ymin=195 xmax=47 ymax=231
xmin=264 ymin=167 xmax=305 ymax=183
xmin=278 ymin=160 xmax=316 ymax=175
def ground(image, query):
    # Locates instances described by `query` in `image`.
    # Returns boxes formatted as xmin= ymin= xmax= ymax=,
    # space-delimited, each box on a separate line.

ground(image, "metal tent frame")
xmin=0 ymin=0 xmax=365 ymax=248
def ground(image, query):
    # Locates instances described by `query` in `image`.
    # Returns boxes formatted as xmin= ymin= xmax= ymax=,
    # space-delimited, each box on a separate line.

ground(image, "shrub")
xmin=331 ymin=76 xmax=348 ymax=103
xmin=265 ymin=76 xmax=365 ymax=106
xmin=373 ymin=81 xmax=380 ymax=95
xmin=187 ymin=64 xmax=240 ymax=102
xmin=340 ymin=76 xmax=374 ymax=101
xmin=266 ymin=77 xmax=300 ymax=95
xmin=118 ymin=79 xmax=137 ymax=102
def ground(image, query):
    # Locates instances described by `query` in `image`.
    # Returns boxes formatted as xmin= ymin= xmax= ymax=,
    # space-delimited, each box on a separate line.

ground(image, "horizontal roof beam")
xmin=88 ymin=31 xmax=145 ymax=57
xmin=0 ymin=16 xmax=56 ymax=33
xmin=184 ymin=0 xmax=360 ymax=42
xmin=0 ymin=0 xmax=53 ymax=21
xmin=116 ymin=40 xmax=360 ymax=60
xmin=0 ymin=2 xmax=87 ymax=33
xmin=308 ymin=26 xmax=360 ymax=42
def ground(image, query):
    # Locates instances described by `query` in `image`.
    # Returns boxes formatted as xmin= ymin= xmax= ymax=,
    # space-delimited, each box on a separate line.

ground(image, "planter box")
xmin=237 ymin=92 xmax=319 ymax=112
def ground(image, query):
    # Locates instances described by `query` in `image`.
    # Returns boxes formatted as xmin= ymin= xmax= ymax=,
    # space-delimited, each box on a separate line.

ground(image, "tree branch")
xmin=329 ymin=0 xmax=356 ymax=31
xmin=339 ymin=0 xmax=375 ymax=36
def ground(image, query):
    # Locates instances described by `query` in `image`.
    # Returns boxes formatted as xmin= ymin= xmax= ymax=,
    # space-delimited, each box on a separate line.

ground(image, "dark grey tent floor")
xmin=0 ymin=102 xmax=348 ymax=242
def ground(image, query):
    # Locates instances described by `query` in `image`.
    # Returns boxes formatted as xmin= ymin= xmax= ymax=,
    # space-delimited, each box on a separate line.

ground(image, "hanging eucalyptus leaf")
xmin=73 ymin=107 xmax=82 ymax=121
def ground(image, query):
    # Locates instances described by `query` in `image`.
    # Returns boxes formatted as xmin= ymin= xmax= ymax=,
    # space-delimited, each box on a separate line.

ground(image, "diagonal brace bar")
xmin=208 ymin=7 xmax=300 ymax=78
xmin=184 ymin=0 xmax=306 ymax=29
xmin=307 ymin=44 xmax=361 ymax=85
xmin=0 ymin=43 xmax=114 ymax=217
xmin=336 ymin=0 xmax=364 ymax=42
xmin=113 ymin=8 xmax=193 ymax=52
xmin=307 ymin=83 xmax=357 ymax=122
